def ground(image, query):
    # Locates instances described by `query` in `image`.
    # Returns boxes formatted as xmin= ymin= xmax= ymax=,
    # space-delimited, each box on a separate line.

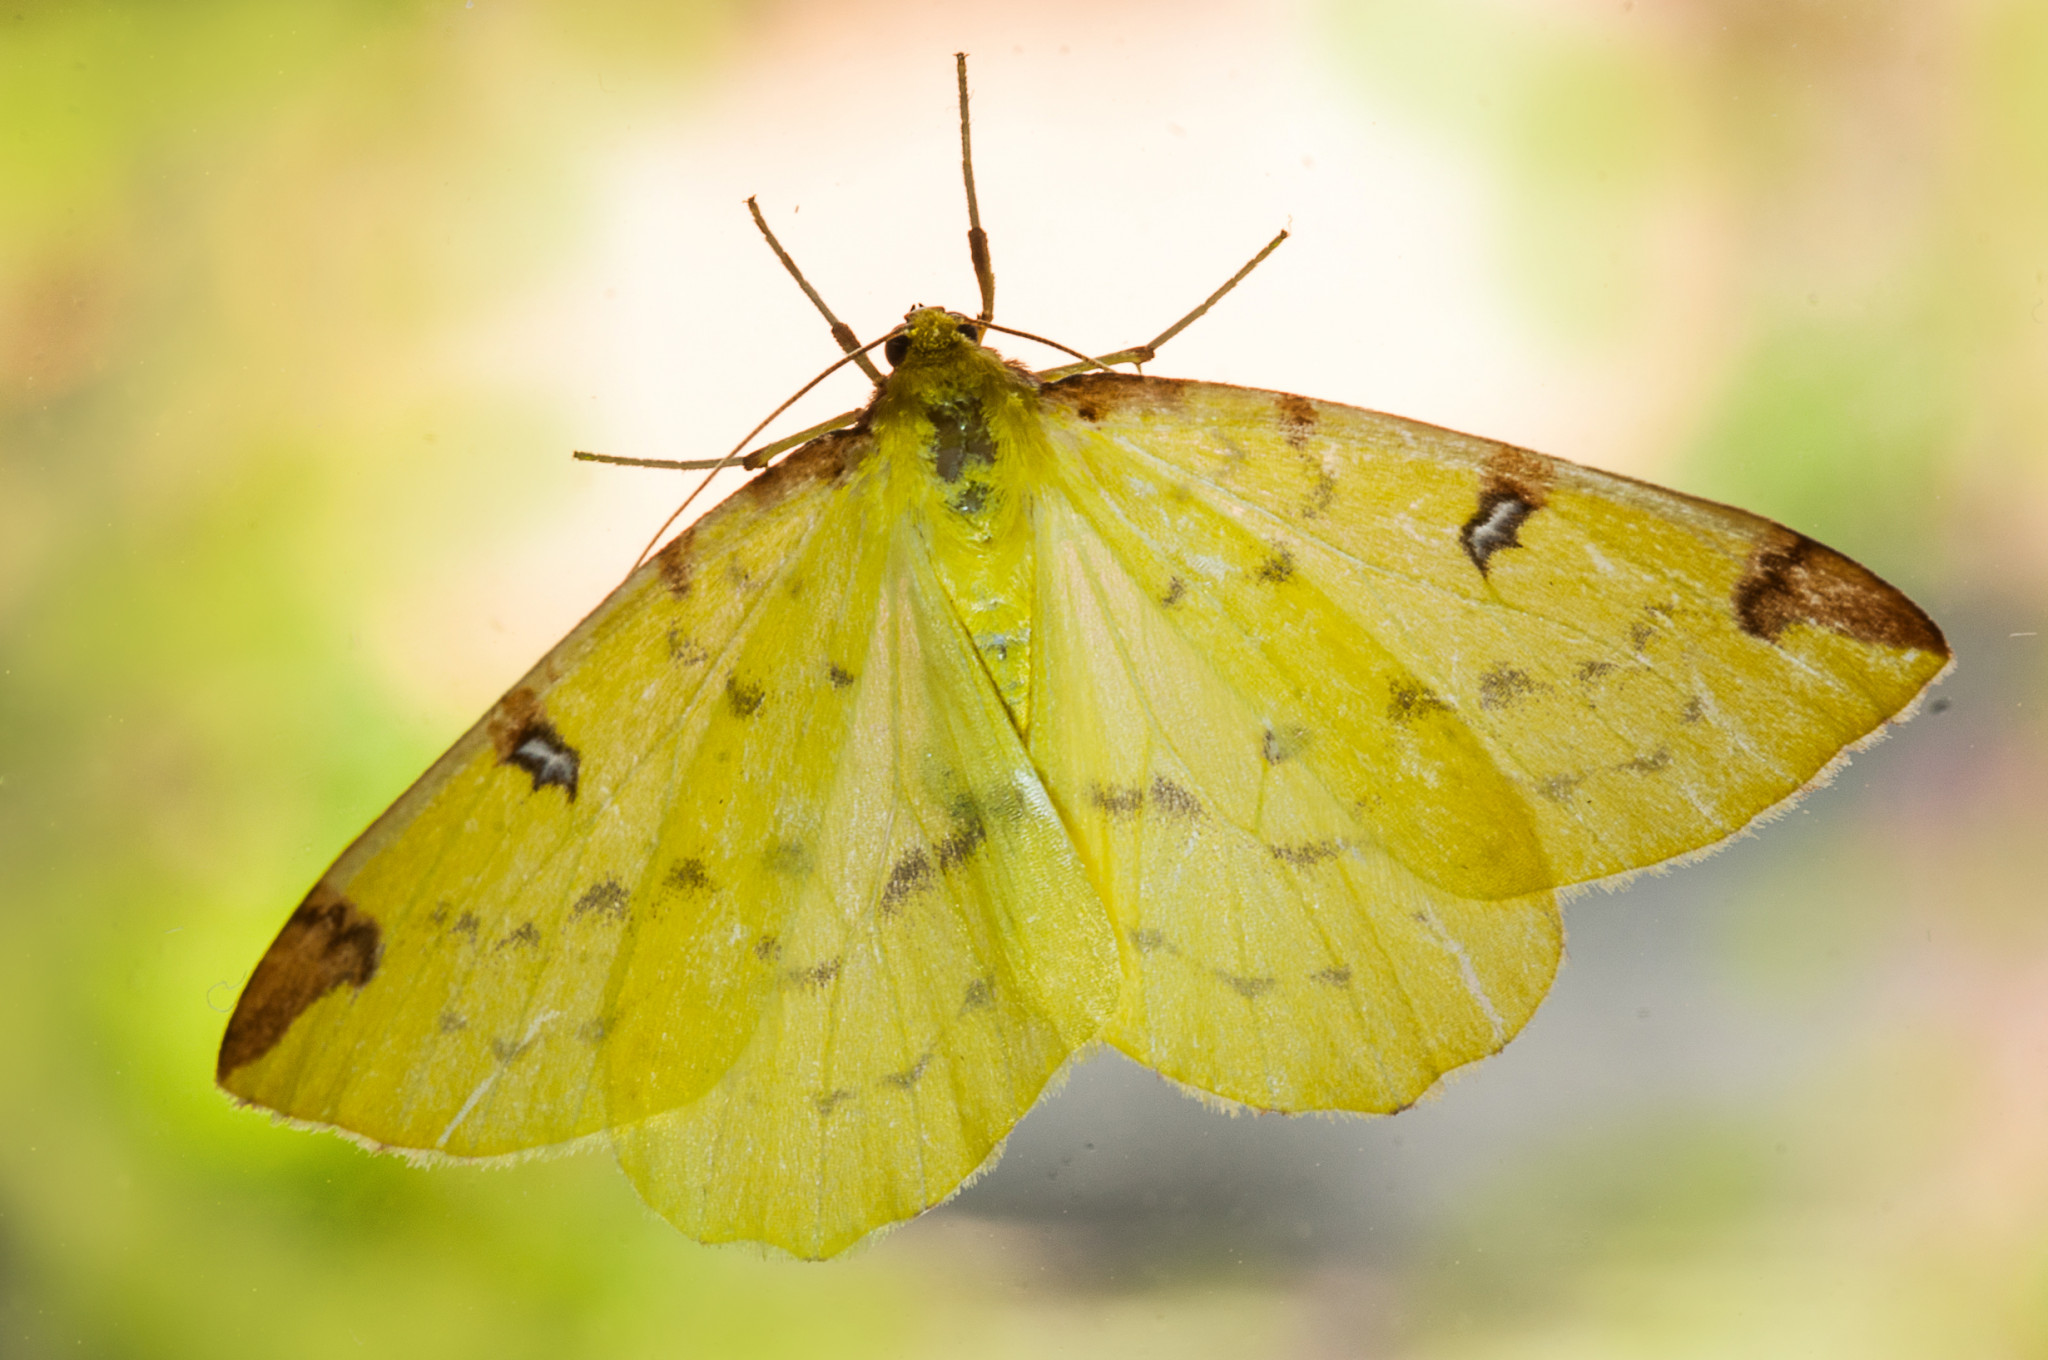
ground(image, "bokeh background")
xmin=5 ymin=0 xmax=2045 ymax=1354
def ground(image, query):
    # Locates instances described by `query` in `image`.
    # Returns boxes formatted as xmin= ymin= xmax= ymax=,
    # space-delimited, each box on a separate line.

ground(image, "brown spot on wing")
xmin=656 ymin=540 xmax=695 ymax=598
xmin=649 ymin=428 xmax=864 ymax=599
xmin=217 ymin=887 xmax=382 ymax=1080
xmin=1276 ymin=393 xmax=1318 ymax=448
xmin=1733 ymin=530 xmax=1947 ymax=654
xmin=1041 ymin=371 xmax=1188 ymax=421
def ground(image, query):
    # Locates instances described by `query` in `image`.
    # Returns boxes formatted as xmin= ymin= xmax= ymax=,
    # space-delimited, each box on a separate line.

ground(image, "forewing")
xmin=1040 ymin=374 xmax=1949 ymax=892
xmin=611 ymin=509 xmax=1118 ymax=1259
xmin=218 ymin=436 xmax=874 ymax=1155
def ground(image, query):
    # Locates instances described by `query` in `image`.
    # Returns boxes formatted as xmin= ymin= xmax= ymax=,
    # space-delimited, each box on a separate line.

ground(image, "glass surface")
xmin=4 ymin=1 xmax=2042 ymax=1354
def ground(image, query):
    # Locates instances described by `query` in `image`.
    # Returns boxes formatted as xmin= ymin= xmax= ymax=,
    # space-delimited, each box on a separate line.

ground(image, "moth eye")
xmin=957 ymin=323 xmax=981 ymax=345
xmin=884 ymin=334 xmax=911 ymax=368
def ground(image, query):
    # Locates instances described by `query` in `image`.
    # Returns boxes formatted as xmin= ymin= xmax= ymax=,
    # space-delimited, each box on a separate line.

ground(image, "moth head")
xmin=885 ymin=307 xmax=983 ymax=369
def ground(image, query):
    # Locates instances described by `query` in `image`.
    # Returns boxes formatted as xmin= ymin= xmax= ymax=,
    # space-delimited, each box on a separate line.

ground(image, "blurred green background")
xmin=4 ymin=0 xmax=2045 ymax=1355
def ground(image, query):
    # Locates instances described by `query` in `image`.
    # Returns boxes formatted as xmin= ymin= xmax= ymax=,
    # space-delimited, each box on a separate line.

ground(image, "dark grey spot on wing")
xmin=937 ymin=811 xmax=987 ymax=868
xmin=1460 ymin=488 xmax=1538 ymax=575
xmin=571 ymin=879 xmax=629 ymax=921
xmin=667 ymin=629 xmax=709 ymax=666
xmin=1388 ymin=680 xmax=1453 ymax=723
xmin=883 ymin=1053 xmax=933 ymax=1090
xmin=726 ymin=675 xmax=765 ymax=718
xmin=1218 ymin=971 xmax=1276 ymax=1000
xmin=880 ymin=848 xmax=933 ymax=913
xmin=496 ymin=921 xmax=541 ymax=950
xmin=1089 ymin=782 xmax=1145 ymax=819
xmin=1619 ymin=748 xmax=1672 ymax=774
xmin=501 ymin=718 xmax=581 ymax=800
xmin=764 ymin=839 xmax=813 ymax=877
xmin=1478 ymin=665 xmax=1542 ymax=710
xmin=1270 ymin=840 xmax=1342 ymax=868
xmin=665 ymin=859 xmax=715 ymax=894
xmin=784 ymin=957 xmax=842 ymax=989
xmin=1148 ymin=776 xmax=1202 ymax=818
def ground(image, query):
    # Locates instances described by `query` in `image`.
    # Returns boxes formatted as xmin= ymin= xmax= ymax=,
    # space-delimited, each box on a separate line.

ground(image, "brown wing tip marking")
xmin=1733 ymin=531 xmax=1948 ymax=655
xmin=1460 ymin=445 xmax=1555 ymax=576
xmin=489 ymin=689 xmax=581 ymax=800
xmin=217 ymin=886 xmax=382 ymax=1081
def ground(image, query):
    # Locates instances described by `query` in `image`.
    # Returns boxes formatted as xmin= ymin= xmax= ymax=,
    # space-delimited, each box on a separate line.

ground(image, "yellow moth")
xmin=219 ymin=59 xmax=1949 ymax=1260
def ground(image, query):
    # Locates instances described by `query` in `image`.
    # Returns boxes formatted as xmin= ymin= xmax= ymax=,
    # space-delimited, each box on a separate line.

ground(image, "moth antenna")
xmin=1034 ymin=228 xmax=1291 ymax=380
xmin=626 ymin=330 xmax=899 ymax=572
xmin=747 ymin=196 xmax=883 ymax=384
xmin=975 ymin=320 xmax=1122 ymax=375
xmin=574 ymin=406 xmax=864 ymax=473
xmin=956 ymin=53 xmax=996 ymax=325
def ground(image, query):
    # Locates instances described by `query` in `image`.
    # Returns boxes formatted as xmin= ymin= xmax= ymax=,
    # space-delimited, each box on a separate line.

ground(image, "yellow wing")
xmin=612 ymin=521 xmax=1116 ymax=1259
xmin=1039 ymin=373 xmax=1948 ymax=887
xmin=216 ymin=435 xmax=866 ymax=1154
xmin=1024 ymin=372 xmax=1946 ymax=1111
xmin=218 ymin=427 xmax=1117 ymax=1260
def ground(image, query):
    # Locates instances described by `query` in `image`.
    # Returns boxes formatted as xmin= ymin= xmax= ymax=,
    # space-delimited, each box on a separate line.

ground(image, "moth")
xmin=219 ymin=58 xmax=1949 ymax=1259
